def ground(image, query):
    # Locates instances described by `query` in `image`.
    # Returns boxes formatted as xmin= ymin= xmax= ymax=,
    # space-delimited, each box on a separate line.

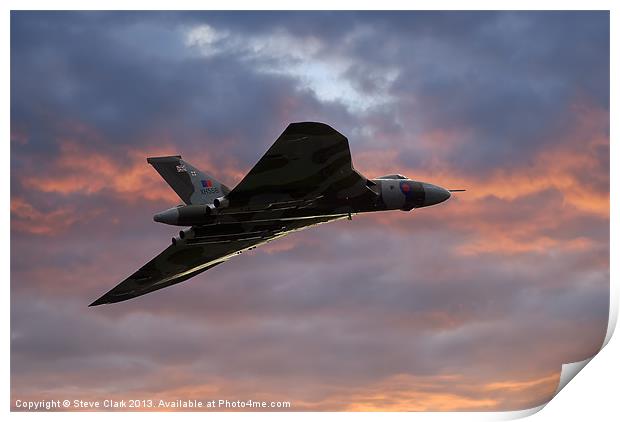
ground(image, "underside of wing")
xmin=90 ymin=215 xmax=347 ymax=305
xmin=226 ymin=122 xmax=368 ymax=208
xmin=89 ymin=242 xmax=238 ymax=306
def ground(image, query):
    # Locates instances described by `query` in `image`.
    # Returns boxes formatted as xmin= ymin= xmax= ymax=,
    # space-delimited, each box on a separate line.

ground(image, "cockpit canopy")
xmin=376 ymin=174 xmax=408 ymax=180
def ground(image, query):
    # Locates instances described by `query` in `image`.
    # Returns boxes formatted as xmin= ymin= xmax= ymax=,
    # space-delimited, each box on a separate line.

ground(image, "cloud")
xmin=10 ymin=11 xmax=609 ymax=412
xmin=12 ymin=120 xmax=245 ymax=206
xmin=11 ymin=197 xmax=102 ymax=236
xmin=183 ymin=22 xmax=399 ymax=112
xmin=21 ymin=139 xmax=177 ymax=202
xmin=333 ymin=372 xmax=560 ymax=411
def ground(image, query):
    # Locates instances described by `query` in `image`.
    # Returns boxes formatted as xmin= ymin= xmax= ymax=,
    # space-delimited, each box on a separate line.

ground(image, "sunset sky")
xmin=10 ymin=11 xmax=609 ymax=411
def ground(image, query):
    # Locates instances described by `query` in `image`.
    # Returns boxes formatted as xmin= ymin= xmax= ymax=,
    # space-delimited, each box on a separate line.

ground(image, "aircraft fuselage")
xmin=153 ymin=176 xmax=451 ymax=228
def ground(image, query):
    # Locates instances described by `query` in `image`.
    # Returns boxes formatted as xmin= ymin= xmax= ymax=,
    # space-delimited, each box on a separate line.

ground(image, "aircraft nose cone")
xmin=153 ymin=207 xmax=179 ymax=224
xmin=422 ymin=183 xmax=451 ymax=207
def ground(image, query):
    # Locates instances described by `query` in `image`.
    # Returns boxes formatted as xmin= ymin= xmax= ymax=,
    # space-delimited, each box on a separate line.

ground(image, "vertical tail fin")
xmin=147 ymin=156 xmax=230 ymax=205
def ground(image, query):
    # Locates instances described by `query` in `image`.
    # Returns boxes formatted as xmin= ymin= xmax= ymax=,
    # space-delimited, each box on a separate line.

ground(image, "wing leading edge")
xmin=89 ymin=215 xmax=347 ymax=305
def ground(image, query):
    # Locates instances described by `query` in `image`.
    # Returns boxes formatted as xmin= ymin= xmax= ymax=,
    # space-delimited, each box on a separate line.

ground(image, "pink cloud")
xmin=11 ymin=197 xmax=102 ymax=236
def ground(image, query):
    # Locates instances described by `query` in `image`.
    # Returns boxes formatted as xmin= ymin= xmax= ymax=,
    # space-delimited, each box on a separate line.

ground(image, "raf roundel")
xmin=400 ymin=181 xmax=412 ymax=195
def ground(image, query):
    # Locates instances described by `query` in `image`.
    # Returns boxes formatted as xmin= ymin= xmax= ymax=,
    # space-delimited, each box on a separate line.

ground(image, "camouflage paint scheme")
xmin=90 ymin=122 xmax=452 ymax=306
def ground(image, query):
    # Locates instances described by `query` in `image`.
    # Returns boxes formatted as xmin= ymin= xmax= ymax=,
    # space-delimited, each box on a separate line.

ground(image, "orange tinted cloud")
xmin=358 ymin=102 xmax=608 ymax=219
xmin=355 ymin=102 xmax=608 ymax=256
xmin=11 ymin=369 xmax=559 ymax=412
xmin=19 ymin=126 xmax=247 ymax=205
xmin=424 ymin=103 xmax=608 ymax=217
xmin=11 ymin=197 xmax=102 ymax=236
xmin=456 ymin=232 xmax=596 ymax=257
xmin=332 ymin=372 xmax=559 ymax=411
xmin=21 ymin=140 xmax=178 ymax=203
xmin=483 ymin=373 xmax=559 ymax=393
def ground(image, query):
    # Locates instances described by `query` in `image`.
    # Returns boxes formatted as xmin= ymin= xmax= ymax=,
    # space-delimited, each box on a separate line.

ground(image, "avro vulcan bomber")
xmin=91 ymin=122 xmax=460 ymax=306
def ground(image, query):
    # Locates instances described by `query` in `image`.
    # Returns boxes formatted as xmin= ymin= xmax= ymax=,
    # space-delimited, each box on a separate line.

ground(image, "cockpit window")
xmin=376 ymin=174 xmax=408 ymax=180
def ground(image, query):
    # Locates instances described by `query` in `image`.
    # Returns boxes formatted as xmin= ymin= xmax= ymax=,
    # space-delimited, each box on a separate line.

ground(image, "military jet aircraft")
xmin=90 ymin=122 xmax=459 ymax=306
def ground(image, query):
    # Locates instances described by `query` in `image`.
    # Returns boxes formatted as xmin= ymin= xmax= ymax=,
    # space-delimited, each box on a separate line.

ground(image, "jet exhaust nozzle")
xmin=179 ymin=228 xmax=195 ymax=240
xmin=213 ymin=196 xmax=229 ymax=209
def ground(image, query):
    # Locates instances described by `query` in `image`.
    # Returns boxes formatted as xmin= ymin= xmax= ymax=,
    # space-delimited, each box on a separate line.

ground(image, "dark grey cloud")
xmin=11 ymin=11 xmax=609 ymax=173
